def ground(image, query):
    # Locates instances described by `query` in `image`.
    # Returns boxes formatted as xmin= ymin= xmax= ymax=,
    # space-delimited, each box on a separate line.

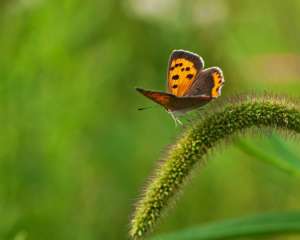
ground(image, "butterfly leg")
xmin=168 ymin=111 xmax=183 ymax=126
xmin=176 ymin=118 xmax=183 ymax=126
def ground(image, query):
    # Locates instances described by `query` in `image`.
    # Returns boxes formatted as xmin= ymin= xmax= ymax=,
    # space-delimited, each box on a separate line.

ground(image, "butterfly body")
xmin=136 ymin=50 xmax=224 ymax=124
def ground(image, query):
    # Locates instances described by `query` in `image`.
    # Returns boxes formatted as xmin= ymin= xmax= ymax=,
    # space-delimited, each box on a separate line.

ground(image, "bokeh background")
xmin=0 ymin=0 xmax=300 ymax=239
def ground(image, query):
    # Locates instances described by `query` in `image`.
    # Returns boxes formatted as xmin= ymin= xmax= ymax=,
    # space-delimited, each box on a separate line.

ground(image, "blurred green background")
xmin=0 ymin=0 xmax=300 ymax=239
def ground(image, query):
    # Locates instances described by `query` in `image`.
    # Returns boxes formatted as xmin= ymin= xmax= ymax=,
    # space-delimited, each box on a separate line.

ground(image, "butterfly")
xmin=136 ymin=50 xmax=224 ymax=125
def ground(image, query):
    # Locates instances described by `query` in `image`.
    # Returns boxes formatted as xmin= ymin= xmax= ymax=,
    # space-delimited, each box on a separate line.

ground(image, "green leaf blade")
xmin=151 ymin=212 xmax=300 ymax=240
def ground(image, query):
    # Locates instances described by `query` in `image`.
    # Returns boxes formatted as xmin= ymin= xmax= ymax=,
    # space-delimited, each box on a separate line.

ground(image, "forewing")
xmin=136 ymin=87 xmax=212 ymax=112
xmin=187 ymin=67 xmax=224 ymax=98
xmin=136 ymin=88 xmax=174 ymax=109
xmin=167 ymin=50 xmax=204 ymax=97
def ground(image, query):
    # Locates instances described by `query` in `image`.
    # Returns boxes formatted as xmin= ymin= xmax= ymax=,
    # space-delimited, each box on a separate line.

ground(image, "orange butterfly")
xmin=136 ymin=50 xmax=224 ymax=125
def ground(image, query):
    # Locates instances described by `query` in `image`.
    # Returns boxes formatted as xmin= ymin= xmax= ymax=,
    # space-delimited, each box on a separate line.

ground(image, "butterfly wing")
xmin=186 ymin=67 xmax=224 ymax=98
xmin=167 ymin=50 xmax=204 ymax=97
xmin=136 ymin=87 xmax=212 ymax=112
xmin=136 ymin=50 xmax=223 ymax=113
xmin=136 ymin=88 xmax=174 ymax=109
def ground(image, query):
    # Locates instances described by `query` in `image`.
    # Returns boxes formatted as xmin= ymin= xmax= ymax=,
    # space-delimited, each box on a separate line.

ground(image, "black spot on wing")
xmin=172 ymin=84 xmax=178 ymax=88
xmin=185 ymin=67 xmax=190 ymax=71
xmin=172 ymin=75 xmax=179 ymax=80
xmin=186 ymin=74 xmax=194 ymax=79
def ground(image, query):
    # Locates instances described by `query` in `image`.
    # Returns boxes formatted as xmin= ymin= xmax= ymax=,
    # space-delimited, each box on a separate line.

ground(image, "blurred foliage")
xmin=0 ymin=0 xmax=299 ymax=239
xmin=236 ymin=133 xmax=300 ymax=176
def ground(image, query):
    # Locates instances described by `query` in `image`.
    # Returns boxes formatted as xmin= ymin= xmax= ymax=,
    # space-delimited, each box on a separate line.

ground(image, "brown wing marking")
xmin=186 ymin=67 xmax=224 ymax=98
xmin=136 ymin=88 xmax=173 ymax=109
xmin=136 ymin=88 xmax=213 ymax=111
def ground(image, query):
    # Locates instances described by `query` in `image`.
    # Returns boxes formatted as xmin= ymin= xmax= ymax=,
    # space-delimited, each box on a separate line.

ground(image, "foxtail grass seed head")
xmin=130 ymin=95 xmax=300 ymax=239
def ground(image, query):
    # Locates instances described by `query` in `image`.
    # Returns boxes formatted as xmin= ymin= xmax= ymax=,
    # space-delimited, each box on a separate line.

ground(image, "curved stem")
xmin=130 ymin=96 xmax=300 ymax=239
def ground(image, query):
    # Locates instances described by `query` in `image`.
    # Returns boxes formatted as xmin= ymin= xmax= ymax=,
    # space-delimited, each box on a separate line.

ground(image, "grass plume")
xmin=130 ymin=95 xmax=300 ymax=239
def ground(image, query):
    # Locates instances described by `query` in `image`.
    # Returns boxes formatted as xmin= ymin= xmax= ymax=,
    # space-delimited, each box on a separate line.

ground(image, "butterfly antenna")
xmin=137 ymin=105 xmax=160 ymax=111
xmin=138 ymin=106 xmax=152 ymax=111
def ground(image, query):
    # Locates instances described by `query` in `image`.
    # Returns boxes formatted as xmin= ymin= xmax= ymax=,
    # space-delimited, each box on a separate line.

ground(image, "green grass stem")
xmin=130 ymin=96 xmax=300 ymax=239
